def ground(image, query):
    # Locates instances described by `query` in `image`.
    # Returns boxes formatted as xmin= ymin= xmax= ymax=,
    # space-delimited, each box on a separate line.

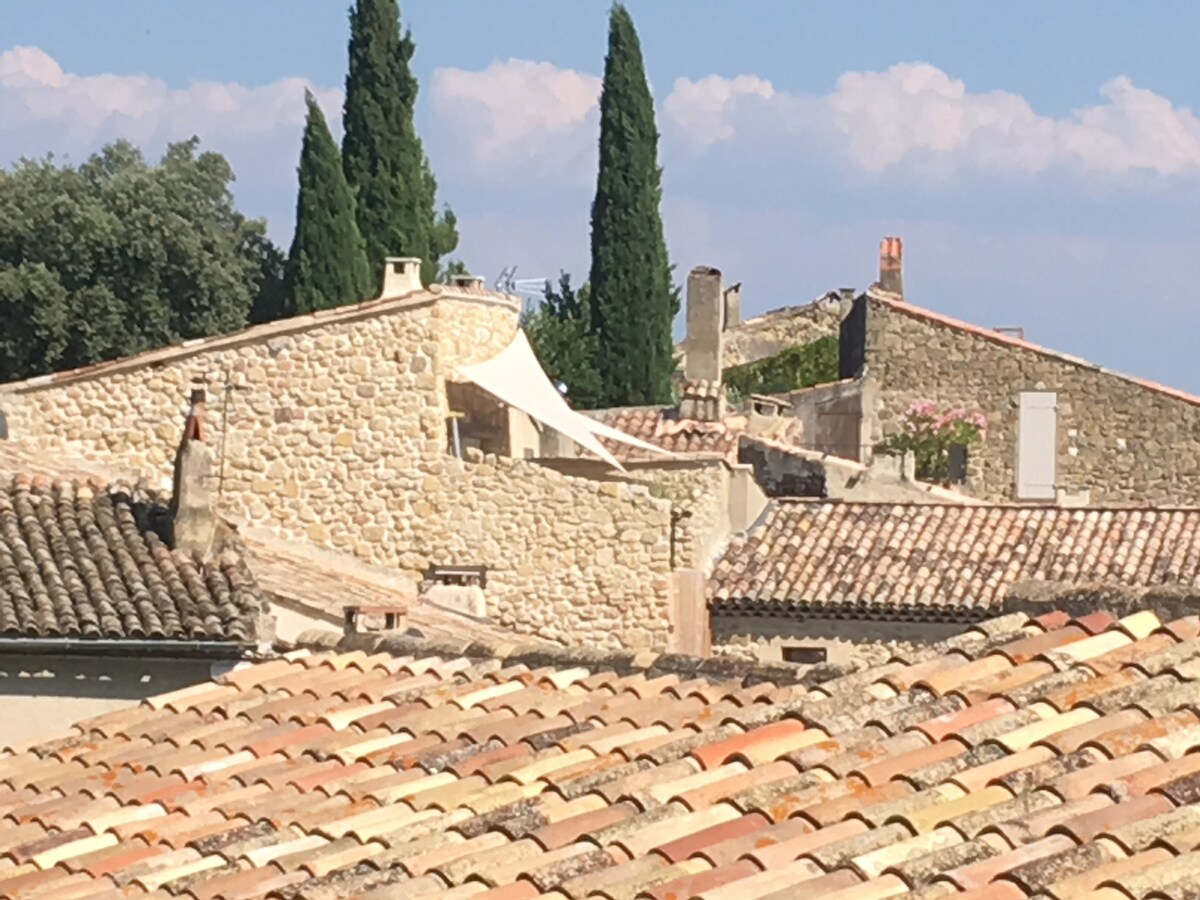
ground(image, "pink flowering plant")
xmin=877 ymin=399 xmax=988 ymax=483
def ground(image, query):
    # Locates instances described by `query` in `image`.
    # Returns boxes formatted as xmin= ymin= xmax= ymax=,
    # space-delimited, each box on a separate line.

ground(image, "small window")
xmin=0 ymin=409 xmax=7 ymax=440
xmin=782 ymin=646 xmax=827 ymax=665
xmin=753 ymin=402 xmax=777 ymax=418
xmin=947 ymin=444 xmax=968 ymax=483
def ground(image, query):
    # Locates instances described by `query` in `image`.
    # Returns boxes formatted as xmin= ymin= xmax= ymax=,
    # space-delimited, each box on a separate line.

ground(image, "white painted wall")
xmin=0 ymin=655 xmax=225 ymax=748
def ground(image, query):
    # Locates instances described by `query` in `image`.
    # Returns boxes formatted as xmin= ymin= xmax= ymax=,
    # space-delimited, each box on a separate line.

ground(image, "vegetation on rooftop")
xmin=877 ymin=399 xmax=988 ymax=483
xmin=723 ymin=336 xmax=840 ymax=399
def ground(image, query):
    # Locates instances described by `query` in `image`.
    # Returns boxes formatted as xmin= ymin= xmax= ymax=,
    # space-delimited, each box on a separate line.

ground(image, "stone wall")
xmin=860 ymin=298 xmax=1200 ymax=504
xmin=712 ymin=613 xmax=963 ymax=667
xmin=532 ymin=457 xmax=762 ymax=575
xmin=395 ymin=452 xmax=672 ymax=649
xmin=785 ymin=377 xmax=869 ymax=460
xmin=632 ymin=462 xmax=732 ymax=572
xmin=720 ymin=294 xmax=848 ymax=368
xmin=0 ymin=290 xmax=675 ymax=650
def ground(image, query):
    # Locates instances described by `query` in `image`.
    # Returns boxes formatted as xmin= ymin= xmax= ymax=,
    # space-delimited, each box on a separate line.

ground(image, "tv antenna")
xmin=494 ymin=265 xmax=550 ymax=303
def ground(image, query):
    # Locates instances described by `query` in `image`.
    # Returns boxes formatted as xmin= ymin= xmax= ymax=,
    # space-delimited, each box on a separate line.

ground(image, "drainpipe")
xmin=669 ymin=508 xmax=693 ymax=570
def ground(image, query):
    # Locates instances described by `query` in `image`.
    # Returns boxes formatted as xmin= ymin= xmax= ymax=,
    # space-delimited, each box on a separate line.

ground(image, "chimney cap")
xmin=689 ymin=265 xmax=722 ymax=277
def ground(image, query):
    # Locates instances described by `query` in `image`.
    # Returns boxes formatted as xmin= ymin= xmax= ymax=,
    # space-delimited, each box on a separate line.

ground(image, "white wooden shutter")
xmin=1017 ymin=391 xmax=1057 ymax=500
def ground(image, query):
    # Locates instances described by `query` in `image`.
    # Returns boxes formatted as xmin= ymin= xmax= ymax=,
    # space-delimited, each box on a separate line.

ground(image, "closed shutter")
xmin=1017 ymin=392 xmax=1057 ymax=500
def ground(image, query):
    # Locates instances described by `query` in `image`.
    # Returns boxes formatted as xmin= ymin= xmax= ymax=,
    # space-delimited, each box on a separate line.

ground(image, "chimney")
xmin=380 ymin=257 xmax=424 ymax=299
xmin=171 ymin=387 xmax=217 ymax=557
xmin=684 ymin=266 xmax=724 ymax=384
xmin=722 ymin=283 xmax=742 ymax=330
xmin=449 ymin=273 xmax=486 ymax=292
xmin=878 ymin=237 xmax=903 ymax=298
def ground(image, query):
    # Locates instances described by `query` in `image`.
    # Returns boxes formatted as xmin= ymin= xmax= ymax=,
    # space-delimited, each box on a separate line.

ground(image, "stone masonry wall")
xmin=628 ymin=462 xmax=731 ymax=573
xmin=721 ymin=294 xmax=847 ymax=368
xmin=400 ymin=452 xmax=672 ymax=649
xmin=712 ymin=614 xmax=963 ymax=668
xmin=0 ymin=292 xmax=675 ymax=649
xmin=863 ymin=299 xmax=1200 ymax=504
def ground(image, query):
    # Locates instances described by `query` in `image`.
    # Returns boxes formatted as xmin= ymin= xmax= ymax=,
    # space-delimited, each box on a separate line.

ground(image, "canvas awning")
xmin=455 ymin=330 xmax=674 ymax=471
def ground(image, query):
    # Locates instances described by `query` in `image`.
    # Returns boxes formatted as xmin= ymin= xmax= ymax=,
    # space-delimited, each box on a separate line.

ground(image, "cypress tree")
xmin=342 ymin=0 xmax=458 ymax=284
xmin=588 ymin=4 xmax=677 ymax=408
xmin=286 ymin=92 xmax=372 ymax=315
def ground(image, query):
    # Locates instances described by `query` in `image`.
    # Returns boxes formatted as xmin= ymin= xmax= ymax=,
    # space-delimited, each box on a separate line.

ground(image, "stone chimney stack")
xmin=684 ymin=266 xmax=724 ymax=384
xmin=723 ymin=282 xmax=742 ymax=330
xmin=878 ymin=237 xmax=903 ymax=298
xmin=380 ymin=257 xmax=424 ymax=299
xmin=171 ymin=387 xmax=217 ymax=557
xmin=448 ymin=273 xmax=486 ymax=291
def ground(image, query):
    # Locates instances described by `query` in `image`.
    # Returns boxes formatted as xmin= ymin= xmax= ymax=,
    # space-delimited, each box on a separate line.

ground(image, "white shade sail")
xmin=455 ymin=330 xmax=675 ymax=471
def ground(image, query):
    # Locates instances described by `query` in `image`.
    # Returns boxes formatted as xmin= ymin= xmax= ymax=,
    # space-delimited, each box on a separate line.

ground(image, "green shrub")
xmin=723 ymin=336 xmax=839 ymax=397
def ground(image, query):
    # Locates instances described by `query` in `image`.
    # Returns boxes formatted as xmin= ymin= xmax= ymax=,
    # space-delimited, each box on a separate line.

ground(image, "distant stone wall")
xmin=0 ymin=291 xmax=675 ymax=650
xmin=630 ymin=462 xmax=731 ymax=572
xmin=712 ymin=614 xmax=963 ymax=668
xmin=394 ymin=452 xmax=672 ymax=649
xmin=720 ymin=295 xmax=847 ymax=368
xmin=860 ymin=298 xmax=1200 ymax=504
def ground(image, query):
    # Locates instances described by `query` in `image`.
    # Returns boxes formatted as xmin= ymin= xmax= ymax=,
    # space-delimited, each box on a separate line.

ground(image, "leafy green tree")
xmin=286 ymin=91 xmax=372 ymax=315
xmin=247 ymin=232 xmax=289 ymax=325
xmin=342 ymin=0 xmax=458 ymax=284
xmin=0 ymin=139 xmax=273 ymax=380
xmin=522 ymin=273 xmax=603 ymax=409
xmin=588 ymin=3 xmax=677 ymax=407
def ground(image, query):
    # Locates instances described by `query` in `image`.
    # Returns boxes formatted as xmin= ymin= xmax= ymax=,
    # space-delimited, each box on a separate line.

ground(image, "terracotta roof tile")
xmin=711 ymin=501 xmax=1200 ymax=617
xmin=0 ymin=474 xmax=265 ymax=648
xmin=8 ymin=612 xmax=1200 ymax=897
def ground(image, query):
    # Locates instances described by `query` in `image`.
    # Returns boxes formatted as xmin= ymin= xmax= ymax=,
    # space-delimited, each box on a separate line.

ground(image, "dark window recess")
xmin=948 ymin=444 xmax=969 ymax=483
xmin=782 ymin=646 xmax=827 ymax=665
xmin=427 ymin=564 xmax=488 ymax=589
xmin=0 ymin=409 xmax=7 ymax=440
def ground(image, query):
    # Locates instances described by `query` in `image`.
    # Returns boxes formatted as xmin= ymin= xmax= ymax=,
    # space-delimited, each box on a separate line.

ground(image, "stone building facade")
xmin=720 ymin=292 xmax=848 ymax=368
xmin=0 ymin=262 xmax=675 ymax=649
xmin=845 ymin=292 xmax=1200 ymax=504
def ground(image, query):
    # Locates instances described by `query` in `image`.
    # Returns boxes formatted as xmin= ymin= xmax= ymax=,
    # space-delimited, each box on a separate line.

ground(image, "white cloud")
xmin=0 ymin=46 xmax=339 ymax=158
xmin=0 ymin=46 xmax=341 ymax=242
xmin=430 ymin=59 xmax=600 ymax=183
xmin=666 ymin=62 xmax=1200 ymax=178
xmin=662 ymin=74 xmax=774 ymax=146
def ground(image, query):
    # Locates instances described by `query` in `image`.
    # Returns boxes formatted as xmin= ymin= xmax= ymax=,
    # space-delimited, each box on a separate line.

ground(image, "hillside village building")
xmin=717 ymin=237 xmax=1200 ymax=506
xmin=3 ymin=246 xmax=1200 ymax=672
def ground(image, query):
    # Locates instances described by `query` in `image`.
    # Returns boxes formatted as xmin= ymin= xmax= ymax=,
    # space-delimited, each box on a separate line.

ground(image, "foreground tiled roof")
xmin=0 ymin=474 xmax=264 ymax=643
xmin=711 ymin=501 xmax=1200 ymax=619
xmin=10 ymin=611 xmax=1200 ymax=897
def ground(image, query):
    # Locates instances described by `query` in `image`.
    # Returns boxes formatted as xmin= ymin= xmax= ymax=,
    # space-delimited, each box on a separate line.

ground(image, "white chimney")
xmin=449 ymin=273 xmax=486 ymax=291
xmin=380 ymin=257 xmax=424 ymax=298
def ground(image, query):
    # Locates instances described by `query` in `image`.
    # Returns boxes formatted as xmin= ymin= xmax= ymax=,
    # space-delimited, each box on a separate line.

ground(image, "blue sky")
xmin=5 ymin=2 xmax=1200 ymax=390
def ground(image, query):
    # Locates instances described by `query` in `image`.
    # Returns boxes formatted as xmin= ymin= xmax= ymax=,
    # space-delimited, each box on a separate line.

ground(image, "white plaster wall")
xmin=0 ymin=655 xmax=225 ymax=747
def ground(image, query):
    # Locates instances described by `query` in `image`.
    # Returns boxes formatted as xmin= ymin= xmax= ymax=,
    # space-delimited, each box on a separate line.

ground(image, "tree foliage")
xmin=587 ymin=4 xmax=677 ymax=408
xmin=877 ymin=400 xmax=988 ymax=484
xmin=286 ymin=92 xmax=373 ymax=316
xmin=723 ymin=336 xmax=840 ymax=398
xmin=522 ymin=273 xmax=603 ymax=409
xmin=0 ymin=139 xmax=278 ymax=381
xmin=342 ymin=0 xmax=458 ymax=285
